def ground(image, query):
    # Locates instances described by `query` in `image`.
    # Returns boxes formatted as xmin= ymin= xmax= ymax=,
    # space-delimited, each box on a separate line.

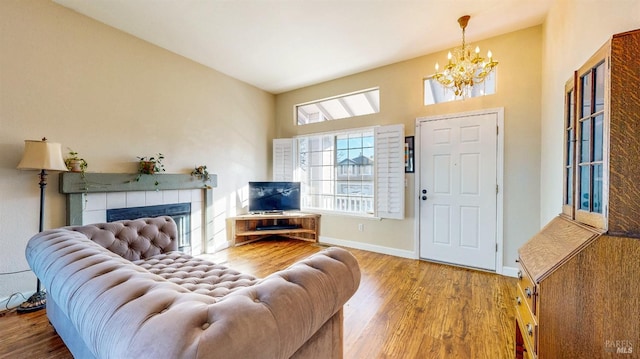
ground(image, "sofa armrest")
xmin=191 ymin=247 xmax=361 ymax=358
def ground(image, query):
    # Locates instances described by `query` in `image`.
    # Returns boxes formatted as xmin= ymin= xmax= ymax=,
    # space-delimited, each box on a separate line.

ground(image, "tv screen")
xmin=248 ymin=182 xmax=301 ymax=213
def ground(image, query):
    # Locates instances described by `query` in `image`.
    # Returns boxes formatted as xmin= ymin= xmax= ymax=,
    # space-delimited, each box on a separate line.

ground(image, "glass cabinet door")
xmin=562 ymin=77 xmax=576 ymax=218
xmin=575 ymin=58 xmax=606 ymax=229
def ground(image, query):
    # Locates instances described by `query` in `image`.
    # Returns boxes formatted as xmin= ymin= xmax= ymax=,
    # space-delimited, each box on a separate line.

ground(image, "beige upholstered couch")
xmin=25 ymin=216 xmax=360 ymax=359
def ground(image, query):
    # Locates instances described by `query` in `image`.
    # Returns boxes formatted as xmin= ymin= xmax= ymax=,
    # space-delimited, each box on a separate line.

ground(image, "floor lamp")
xmin=16 ymin=138 xmax=68 ymax=313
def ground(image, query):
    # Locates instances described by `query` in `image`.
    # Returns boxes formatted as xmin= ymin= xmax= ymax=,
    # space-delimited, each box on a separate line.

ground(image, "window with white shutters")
xmin=273 ymin=124 xmax=404 ymax=219
xmin=272 ymin=138 xmax=295 ymax=181
xmin=374 ymin=125 xmax=405 ymax=219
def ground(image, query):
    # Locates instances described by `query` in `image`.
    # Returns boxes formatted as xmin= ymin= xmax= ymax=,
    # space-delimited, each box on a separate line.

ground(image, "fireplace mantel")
xmin=59 ymin=172 xmax=217 ymax=194
xmin=59 ymin=172 xmax=218 ymax=253
xmin=58 ymin=172 xmax=217 ymax=254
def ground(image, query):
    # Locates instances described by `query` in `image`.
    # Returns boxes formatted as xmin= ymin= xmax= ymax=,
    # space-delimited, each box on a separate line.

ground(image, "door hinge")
xmin=497 ymin=126 xmax=499 ymax=135
xmin=496 ymin=184 xmax=499 ymax=194
xmin=496 ymin=243 xmax=499 ymax=252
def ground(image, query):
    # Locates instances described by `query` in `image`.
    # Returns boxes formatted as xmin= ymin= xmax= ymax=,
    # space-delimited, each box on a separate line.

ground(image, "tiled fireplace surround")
xmin=59 ymin=172 xmax=216 ymax=255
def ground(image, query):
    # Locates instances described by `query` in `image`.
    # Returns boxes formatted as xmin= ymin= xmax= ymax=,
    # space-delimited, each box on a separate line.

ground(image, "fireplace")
xmin=60 ymin=172 xmax=216 ymax=255
xmin=107 ymin=203 xmax=192 ymax=253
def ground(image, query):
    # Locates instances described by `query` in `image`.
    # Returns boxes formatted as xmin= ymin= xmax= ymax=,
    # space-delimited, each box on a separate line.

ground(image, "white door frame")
xmin=414 ymin=108 xmax=505 ymax=274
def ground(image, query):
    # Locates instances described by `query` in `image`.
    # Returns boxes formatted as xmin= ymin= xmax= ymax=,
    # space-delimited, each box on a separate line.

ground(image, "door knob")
xmin=422 ymin=195 xmax=428 ymax=200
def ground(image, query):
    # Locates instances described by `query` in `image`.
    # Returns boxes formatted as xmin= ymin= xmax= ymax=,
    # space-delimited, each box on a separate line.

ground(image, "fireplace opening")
xmin=106 ymin=203 xmax=191 ymax=254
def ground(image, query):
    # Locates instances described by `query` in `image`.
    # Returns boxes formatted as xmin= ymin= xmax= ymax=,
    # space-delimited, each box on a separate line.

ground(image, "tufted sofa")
xmin=25 ymin=216 xmax=360 ymax=359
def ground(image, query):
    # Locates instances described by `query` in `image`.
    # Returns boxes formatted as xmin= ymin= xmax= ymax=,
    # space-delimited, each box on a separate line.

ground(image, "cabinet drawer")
xmin=515 ymin=284 xmax=538 ymax=356
xmin=517 ymin=262 xmax=537 ymax=315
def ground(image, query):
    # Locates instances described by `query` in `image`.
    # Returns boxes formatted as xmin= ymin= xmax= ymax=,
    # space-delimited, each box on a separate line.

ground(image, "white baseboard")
xmin=319 ymin=236 xmax=417 ymax=259
xmin=501 ymin=266 xmax=519 ymax=278
xmin=321 ymin=235 xmax=519 ymax=279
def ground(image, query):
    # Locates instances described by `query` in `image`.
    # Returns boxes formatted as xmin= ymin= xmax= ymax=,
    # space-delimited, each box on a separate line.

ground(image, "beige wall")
xmin=540 ymin=0 xmax=640 ymax=225
xmin=275 ymin=26 xmax=543 ymax=267
xmin=0 ymin=0 xmax=274 ymax=301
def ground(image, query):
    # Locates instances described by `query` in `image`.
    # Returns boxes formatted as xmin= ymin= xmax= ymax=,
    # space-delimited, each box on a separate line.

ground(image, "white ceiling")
xmin=53 ymin=0 xmax=553 ymax=94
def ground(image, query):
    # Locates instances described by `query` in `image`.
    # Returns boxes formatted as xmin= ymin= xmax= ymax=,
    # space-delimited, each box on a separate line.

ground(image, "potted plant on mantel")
xmin=136 ymin=153 xmax=165 ymax=185
xmin=191 ymin=165 xmax=212 ymax=188
xmin=65 ymin=149 xmax=88 ymax=174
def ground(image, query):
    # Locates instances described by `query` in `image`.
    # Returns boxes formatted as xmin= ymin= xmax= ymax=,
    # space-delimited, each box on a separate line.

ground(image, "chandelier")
xmin=433 ymin=15 xmax=498 ymax=97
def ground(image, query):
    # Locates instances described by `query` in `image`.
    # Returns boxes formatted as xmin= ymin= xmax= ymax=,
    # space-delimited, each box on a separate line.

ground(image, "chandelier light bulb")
xmin=475 ymin=46 xmax=480 ymax=54
xmin=435 ymin=62 xmax=440 ymax=71
xmin=447 ymin=52 xmax=452 ymax=61
xmin=487 ymin=50 xmax=493 ymax=59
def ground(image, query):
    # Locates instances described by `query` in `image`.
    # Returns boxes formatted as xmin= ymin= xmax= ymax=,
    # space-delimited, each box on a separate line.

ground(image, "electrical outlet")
xmin=358 ymin=223 xmax=364 ymax=231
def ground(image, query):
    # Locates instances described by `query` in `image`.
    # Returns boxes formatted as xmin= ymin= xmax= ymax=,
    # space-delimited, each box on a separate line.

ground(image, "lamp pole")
xmin=16 ymin=138 xmax=68 ymax=313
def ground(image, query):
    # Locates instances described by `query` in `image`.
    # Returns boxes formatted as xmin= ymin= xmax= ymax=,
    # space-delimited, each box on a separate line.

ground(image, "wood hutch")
xmin=515 ymin=29 xmax=640 ymax=358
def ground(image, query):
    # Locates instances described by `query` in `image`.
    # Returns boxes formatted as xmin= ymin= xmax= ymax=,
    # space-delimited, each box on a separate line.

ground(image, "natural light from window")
xmin=296 ymin=88 xmax=380 ymax=125
xmin=297 ymin=130 xmax=375 ymax=215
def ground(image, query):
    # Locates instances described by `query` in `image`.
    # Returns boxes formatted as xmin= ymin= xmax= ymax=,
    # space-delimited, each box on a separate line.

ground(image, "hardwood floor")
xmin=0 ymin=239 xmax=516 ymax=358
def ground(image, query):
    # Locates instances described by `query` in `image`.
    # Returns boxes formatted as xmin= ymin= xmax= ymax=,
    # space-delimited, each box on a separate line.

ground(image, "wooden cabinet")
xmin=227 ymin=212 xmax=320 ymax=246
xmin=515 ymin=218 xmax=639 ymax=358
xmin=515 ymin=29 xmax=640 ymax=359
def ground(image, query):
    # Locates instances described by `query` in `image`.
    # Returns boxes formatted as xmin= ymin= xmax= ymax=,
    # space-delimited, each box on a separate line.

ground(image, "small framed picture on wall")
xmin=405 ymin=136 xmax=414 ymax=173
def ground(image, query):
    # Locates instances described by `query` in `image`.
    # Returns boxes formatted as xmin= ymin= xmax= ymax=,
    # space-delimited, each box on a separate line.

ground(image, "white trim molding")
xmin=320 ymin=235 xmax=416 ymax=259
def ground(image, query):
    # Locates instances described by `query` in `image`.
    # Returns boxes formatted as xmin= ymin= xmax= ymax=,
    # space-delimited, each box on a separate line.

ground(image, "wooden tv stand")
xmin=227 ymin=212 xmax=320 ymax=246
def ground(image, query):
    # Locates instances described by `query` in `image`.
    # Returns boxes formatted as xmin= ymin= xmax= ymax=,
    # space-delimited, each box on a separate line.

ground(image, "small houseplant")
xmin=137 ymin=153 xmax=165 ymax=175
xmin=191 ymin=165 xmax=212 ymax=188
xmin=65 ymin=149 xmax=88 ymax=173
xmin=135 ymin=153 xmax=165 ymax=185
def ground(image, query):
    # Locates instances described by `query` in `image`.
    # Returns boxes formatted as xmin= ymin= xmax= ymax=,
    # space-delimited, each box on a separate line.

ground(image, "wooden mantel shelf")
xmin=59 ymin=172 xmax=217 ymax=194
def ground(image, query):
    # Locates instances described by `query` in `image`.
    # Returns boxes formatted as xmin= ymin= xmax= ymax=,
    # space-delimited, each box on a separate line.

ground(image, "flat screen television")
xmin=248 ymin=181 xmax=301 ymax=213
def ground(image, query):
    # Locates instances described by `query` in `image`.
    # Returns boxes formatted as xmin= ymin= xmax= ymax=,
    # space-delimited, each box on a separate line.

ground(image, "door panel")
xmin=419 ymin=112 xmax=497 ymax=270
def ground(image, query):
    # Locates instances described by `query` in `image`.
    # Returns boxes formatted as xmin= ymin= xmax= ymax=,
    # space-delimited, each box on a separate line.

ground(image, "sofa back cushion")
xmin=68 ymin=216 xmax=178 ymax=261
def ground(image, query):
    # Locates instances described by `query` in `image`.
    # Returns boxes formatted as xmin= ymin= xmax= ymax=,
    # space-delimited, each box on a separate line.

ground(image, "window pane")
xmin=594 ymin=62 xmax=605 ymax=112
xmin=308 ymin=180 xmax=323 ymax=195
xmin=363 ymin=136 xmax=374 ymax=148
xmin=298 ymin=130 xmax=375 ymax=215
xmin=579 ymin=165 xmax=590 ymax=210
xmin=567 ymin=128 xmax=574 ymax=166
xmin=592 ymin=164 xmax=603 ymax=213
xmin=308 ymin=137 xmax=323 ymax=151
xmin=566 ymin=167 xmax=573 ymax=205
xmin=298 ymin=150 xmax=309 ymax=169
xmin=310 ymin=151 xmax=324 ymax=166
xmin=569 ymin=89 xmax=575 ymax=123
xmin=296 ymin=88 xmax=380 ymax=125
xmin=580 ymin=120 xmax=591 ymax=163
xmin=363 ymin=147 xmax=374 ymax=160
xmin=348 ymin=135 xmax=363 ymax=148
xmin=581 ymin=74 xmax=592 ymax=116
xmin=593 ymin=114 xmax=603 ymax=162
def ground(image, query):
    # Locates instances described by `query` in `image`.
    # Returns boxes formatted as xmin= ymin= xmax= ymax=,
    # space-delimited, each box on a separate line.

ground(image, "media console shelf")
xmin=227 ymin=212 xmax=320 ymax=246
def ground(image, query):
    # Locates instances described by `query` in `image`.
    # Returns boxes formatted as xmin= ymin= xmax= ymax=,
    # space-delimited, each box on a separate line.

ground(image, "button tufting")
xmin=201 ymin=322 xmax=210 ymax=330
xmin=253 ymin=298 xmax=260 ymax=303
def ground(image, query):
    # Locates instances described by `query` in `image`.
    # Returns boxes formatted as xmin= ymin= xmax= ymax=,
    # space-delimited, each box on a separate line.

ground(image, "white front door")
xmin=418 ymin=111 xmax=498 ymax=270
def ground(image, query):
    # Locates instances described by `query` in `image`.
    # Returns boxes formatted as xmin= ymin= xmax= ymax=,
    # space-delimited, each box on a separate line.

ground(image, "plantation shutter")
xmin=273 ymin=138 xmax=295 ymax=181
xmin=375 ymin=124 xmax=405 ymax=219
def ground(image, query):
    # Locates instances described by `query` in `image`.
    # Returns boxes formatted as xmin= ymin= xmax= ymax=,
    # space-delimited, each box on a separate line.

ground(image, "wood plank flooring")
xmin=0 ymin=238 xmax=516 ymax=358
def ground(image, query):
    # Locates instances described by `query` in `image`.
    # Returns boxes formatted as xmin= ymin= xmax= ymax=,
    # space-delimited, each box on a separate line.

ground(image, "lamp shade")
xmin=17 ymin=139 xmax=68 ymax=171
